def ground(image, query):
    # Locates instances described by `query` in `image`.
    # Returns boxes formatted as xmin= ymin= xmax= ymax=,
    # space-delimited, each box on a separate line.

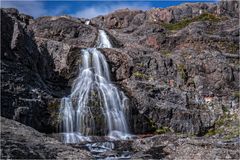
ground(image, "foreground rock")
xmin=0 ymin=116 xmax=91 ymax=159
xmin=131 ymin=134 xmax=240 ymax=159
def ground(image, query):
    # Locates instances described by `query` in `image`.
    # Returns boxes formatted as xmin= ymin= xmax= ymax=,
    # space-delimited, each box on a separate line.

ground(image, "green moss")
xmin=177 ymin=64 xmax=187 ymax=81
xmin=195 ymin=13 xmax=221 ymax=22
xmin=161 ymin=50 xmax=172 ymax=57
xmin=155 ymin=127 xmax=171 ymax=134
xmin=162 ymin=13 xmax=221 ymax=31
xmin=222 ymin=106 xmax=229 ymax=113
xmin=162 ymin=19 xmax=191 ymax=31
xmin=233 ymin=91 xmax=240 ymax=98
xmin=137 ymin=63 xmax=145 ymax=67
xmin=148 ymin=119 xmax=157 ymax=130
xmin=133 ymin=71 xmax=147 ymax=79
xmin=205 ymin=113 xmax=240 ymax=139
xmin=206 ymin=128 xmax=225 ymax=136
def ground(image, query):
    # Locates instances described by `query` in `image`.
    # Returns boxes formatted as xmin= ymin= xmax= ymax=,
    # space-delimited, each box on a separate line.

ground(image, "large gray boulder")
xmin=0 ymin=116 xmax=91 ymax=159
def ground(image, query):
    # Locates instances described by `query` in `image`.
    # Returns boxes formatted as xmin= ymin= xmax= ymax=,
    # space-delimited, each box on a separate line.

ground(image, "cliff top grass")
xmin=162 ymin=13 xmax=221 ymax=31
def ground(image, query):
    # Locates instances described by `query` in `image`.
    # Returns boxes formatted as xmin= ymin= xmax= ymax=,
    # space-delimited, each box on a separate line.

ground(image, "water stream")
xmin=59 ymin=29 xmax=131 ymax=144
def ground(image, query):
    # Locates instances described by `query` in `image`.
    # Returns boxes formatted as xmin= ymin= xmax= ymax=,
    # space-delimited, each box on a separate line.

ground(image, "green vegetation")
xmin=155 ymin=126 xmax=171 ymax=134
xmin=177 ymin=64 xmax=187 ymax=81
xmin=133 ymin=71 xmax=147 ymax=79
xmin=205 ymin=113 xmax=240 ymax=139
xmin=162 ymin=18 xmax=192 ymax=31
xmin=222 ymin=105 xmax=229 ymax=113
xmin=206 ymin=128 xmax=224 ymax=136
xmin=162 ymin=13 xmax=221 ymax=31
xmin=161 ymin=50 xmax=172 ymax=57
xmin=149 ymin=119 xmax=157 ymax=130
xmin=136 ymin=62 xmax=145 ymax=67
xmin=195 ymin=13 xmax=221 ymax=22
xmin=232 ymin=91 xmax=240 ymax=98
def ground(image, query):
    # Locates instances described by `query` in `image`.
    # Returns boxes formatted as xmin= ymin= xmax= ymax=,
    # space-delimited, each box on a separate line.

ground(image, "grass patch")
xmin=155 ymin=127 xmax=171 ymax=134
xmin=206 ymin=128 xmax=225 ymax=136
xmin=162 ymin=13 xmax=221 ymax=31
xmin=133 ymin=71 xmax=147 ymax=79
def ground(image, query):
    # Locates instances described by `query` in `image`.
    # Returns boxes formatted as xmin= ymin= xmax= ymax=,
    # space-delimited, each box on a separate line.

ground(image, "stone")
xmin=1 ymin=0 xmax=239 ymax=143
xmin=0 ymin=116 xmax=91 ymax=159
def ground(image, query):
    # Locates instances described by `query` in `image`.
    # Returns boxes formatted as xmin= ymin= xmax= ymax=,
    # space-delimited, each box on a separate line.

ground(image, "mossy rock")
xmin=232 ymin=91 xmax=240 ymax=98
xmin=133 ymin=71 xmax=148 ymax=80
xmin=205 ymin=113 xmax=240 ymax=139
xmin=161 ymin=50 xmax=172 ymax=57
xmin=162 ymin=13 xmax=221 ymax=31
xmin=177 ymin=64 xmax=188 ymax=81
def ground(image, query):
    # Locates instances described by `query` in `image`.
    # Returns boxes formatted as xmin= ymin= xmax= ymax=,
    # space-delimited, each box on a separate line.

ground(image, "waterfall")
xmin=59 ymin=30 xmax=131 ymax=143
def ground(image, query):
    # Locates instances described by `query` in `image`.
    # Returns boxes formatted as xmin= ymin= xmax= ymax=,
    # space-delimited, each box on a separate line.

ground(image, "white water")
xmin=59 ymin=30 xmax=131 ymax=143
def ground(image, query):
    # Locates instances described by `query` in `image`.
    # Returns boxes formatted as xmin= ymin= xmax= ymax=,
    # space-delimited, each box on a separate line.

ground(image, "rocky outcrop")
xmin=218 ymin=0 xmax=239 ymax=18
xmin=1 ymin=0 xmax=239 ymax=137
xmin=1 ymin=8 xmax=70 ymax=133
xmin=131 ymin=134 xmax=240 ymax=159
xmin=0 ymin=116 xmax=91 ymax=159
xmin=96 ymin=0 xmax=239 ymax=135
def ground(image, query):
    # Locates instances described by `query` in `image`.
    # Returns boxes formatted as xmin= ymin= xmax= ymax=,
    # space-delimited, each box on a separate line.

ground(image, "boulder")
xmin=0 ymin=116 xmax=91 ymax=159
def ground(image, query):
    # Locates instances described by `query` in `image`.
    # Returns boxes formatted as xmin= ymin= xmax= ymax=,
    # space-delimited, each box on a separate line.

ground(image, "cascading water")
xmin=59 ymin=30 xmax=131 ymax=143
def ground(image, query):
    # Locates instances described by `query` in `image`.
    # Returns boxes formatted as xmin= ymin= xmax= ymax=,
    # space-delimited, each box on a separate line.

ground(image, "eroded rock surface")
xmin=1 ymin=0 xmax=239 ymax=153
xmin=0 ymin=116 xmax=91 ymax=159
xmin=130 ymin=134 xmax=240 ymax=159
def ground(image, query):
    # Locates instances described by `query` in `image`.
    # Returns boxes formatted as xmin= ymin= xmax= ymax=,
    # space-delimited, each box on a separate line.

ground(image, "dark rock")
xmin=0 ymin=116 xmax=91 ymax=159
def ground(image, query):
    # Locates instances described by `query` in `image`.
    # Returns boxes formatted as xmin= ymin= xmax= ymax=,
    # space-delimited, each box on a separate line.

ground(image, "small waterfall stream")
xmin=59 ymin=30 xmax=131 ymax=144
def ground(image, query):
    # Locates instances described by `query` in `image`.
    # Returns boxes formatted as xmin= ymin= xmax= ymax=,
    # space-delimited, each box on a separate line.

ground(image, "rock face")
xmin=130 ymin=134 xmax=240 ymax=159
xmin=1 ymin=0 xmax=239 ymax=138
xmin=1 ymin=8 xmax=95 ymax=133
xmin=0 ymin=116 xmax=91 ymax=159
xmin=96 ymin=0 xmax=239 ymax=135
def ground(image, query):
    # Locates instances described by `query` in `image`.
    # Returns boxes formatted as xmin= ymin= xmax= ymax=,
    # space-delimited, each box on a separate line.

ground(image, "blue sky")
xmin=1 ymin=0 xmax=217 ymax=18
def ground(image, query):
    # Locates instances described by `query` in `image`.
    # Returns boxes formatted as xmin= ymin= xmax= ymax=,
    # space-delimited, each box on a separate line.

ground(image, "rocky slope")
xmin=1 ymin=116 xmax=91 ymax=159
xmin=1 ymin=0 xmax=239 ymax=159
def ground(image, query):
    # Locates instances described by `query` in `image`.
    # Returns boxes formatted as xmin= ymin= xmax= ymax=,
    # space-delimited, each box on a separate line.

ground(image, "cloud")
xmin=1 ymin=1 xmax=152 ymax=18
xmin=1 ymin=0 xmax=66 ymax=17
xmin=71 ymin=3 xmax=152 ymax=19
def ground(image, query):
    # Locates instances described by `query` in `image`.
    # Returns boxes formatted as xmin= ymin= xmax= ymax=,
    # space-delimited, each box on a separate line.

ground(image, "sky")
xmin=1 ymin=0 xmax=217 ymax=19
